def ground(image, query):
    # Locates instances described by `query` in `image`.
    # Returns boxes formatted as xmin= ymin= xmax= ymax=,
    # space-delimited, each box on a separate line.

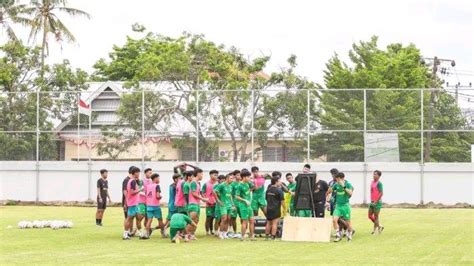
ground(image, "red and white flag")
xmin=78 ymin=99 xmax=91 ymax=116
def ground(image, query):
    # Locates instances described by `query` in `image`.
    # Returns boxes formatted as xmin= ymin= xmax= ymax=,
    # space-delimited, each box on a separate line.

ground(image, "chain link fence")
xmin=1 ymin=84 xmax=473 ymax=203
xmin=1 ymin=85 xmax=473 ymax=163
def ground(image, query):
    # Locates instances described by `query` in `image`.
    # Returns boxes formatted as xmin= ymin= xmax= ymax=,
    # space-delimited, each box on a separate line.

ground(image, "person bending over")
xmin=169 ymin=213 xmax=197 ymax=243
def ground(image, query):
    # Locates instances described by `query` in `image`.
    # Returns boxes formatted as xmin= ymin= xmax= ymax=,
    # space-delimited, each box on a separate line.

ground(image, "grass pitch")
xmin=0 ymin=206 xmax=472 ymax=264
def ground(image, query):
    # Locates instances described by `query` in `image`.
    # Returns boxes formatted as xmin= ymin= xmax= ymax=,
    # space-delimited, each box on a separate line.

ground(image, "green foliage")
xmin=0 ymin=0 xmax=32 ymax=42
xmin=24 ymin=0 xmax=91 ymax=69
xmin=0 ymin=132 xmax=35 ymax=160
xmin=93 ymin=32 xmax=313 ymax=161
xmin=315 ymin=36 xmax=472 ymax=162
xmin=254 ymin=57 xmax=317 ymax=157
xmin=0 ymin=41 xmax=88 ymax=160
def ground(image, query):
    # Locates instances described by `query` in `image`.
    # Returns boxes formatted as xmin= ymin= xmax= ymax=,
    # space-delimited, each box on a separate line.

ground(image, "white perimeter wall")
xmin=0 ymin=162 xmax=472 ymax=205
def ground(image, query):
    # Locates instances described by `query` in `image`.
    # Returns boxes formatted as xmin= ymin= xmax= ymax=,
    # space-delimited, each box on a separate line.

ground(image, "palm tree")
xmin=0 ymin=0 xmax=32 ymax=41
xmin=25 ymin=0 xmax=90 ymax=69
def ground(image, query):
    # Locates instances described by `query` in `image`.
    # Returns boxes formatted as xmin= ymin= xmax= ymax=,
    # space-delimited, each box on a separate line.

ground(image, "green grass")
xmin=0 ymin=207 xmax=473 ymax=264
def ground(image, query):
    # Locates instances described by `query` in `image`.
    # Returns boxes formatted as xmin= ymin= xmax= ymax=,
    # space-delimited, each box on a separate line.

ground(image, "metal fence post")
xmin=195 ymin=89 xmax=199 ymax=163
xmin=420 ymin=89 xmax=424 ymax=205
xmin=35 ymin=88 xmax=40 ymax=202
xmin=87 ymin=97 xmax=92 ymax=201
xmin=141 ymin=89 xmax=145 ymax=170
xmin=77 ymin=93 xmax=80 ymax=162
xmin=363 ymin=89 xmax=368 ymax=204
xmin=307 ymin=89 xmax=310 ymax=161
xmin=251 ymin=89 xmax=254 ymax=163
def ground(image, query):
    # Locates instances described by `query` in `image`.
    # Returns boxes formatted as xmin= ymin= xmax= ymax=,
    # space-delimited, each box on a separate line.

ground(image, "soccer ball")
xmin=17 ymin=221 xmax=28 ymax=229
xmin=50 ymin=221 xmax=61 ymax=230
xmin=17 ymin=220 xmax=73 ymax=230
xmin=25 ymin=221 xmax=33 ymax=228
xmin=65 ymin=221 xmax=73 ymax=228
xmin=32 ymin=220 xmax=42 ymax=228
xmin=40 ymin=221 xmax=48 ymax=228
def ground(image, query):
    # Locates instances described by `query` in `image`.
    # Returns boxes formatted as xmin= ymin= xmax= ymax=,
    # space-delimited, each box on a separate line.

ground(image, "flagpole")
xmin=77 ymin=93 xmax=80 ymax=162
xmin=88 ymin=109 xmax=91 ymax=160
xmin=87 ymin=103 xmax=92 ymax=201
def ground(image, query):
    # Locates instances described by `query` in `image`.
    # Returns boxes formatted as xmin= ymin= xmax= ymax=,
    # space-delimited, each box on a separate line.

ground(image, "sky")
xmin=4 ymin=0 xmax=474 ymax=96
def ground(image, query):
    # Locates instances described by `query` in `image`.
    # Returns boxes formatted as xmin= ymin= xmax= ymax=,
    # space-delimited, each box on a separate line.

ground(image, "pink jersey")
xmin=371 ymin=180 xmax=382 ymax=202
xmin=139 ymin=178 xmax=152 ymax=204
xmin=145 ymin=183 xmax=160 ymax=207
xmin=175 ymin=179 xmax=186 ymax=207
xmin=254 ymin=175 xmax=265 ymax=188
xmin=188 ymin=181 xmax=201 ymax=205
xmin=204 ymin=180 xmax=216 ymax=206
xmin=126 ymin=178 xmax=140 ymax=207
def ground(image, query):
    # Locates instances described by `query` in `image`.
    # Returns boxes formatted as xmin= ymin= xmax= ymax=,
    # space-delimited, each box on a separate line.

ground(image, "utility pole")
xmin=446 ymin=82 xmax=472 ymax=105
xmin=422 ymin=56 xmax=455 ymax=163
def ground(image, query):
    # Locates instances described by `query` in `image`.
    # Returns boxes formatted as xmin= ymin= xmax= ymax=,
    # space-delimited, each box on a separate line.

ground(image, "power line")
xmin=421 ymin=56 xmax=460 ymax=163
xmin=445 ymin=72 xmax=474 ymax=77
xmin=451 ymin=69 xmax=474 ymax=73
xmin=445 ymin=79 xmax=473 ymax=104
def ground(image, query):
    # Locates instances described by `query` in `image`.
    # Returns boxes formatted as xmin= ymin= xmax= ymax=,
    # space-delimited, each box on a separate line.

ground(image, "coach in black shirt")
xmin=313 ymin=173 xmax=329 ymax=218
xmin=265 ymin=176 xmax=285 ymax=240
xmin=96 ymin=169 xmax=111 ymax=226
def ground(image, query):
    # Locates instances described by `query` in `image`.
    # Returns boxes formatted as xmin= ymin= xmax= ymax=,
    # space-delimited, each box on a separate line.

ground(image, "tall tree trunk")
xmin=239 ymin=133 xmax=248 ymax=162
xmin=230 ymin=133 xmax=238 ymax=162
xmin=40 ymin=17 xmax=48 ymax=76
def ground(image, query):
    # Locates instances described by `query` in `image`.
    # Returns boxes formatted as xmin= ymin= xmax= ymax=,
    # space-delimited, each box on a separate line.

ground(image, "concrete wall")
xmin=64 ymin=140 xmax=180 ymax=161
xmin=63 ymin=139 xmax=310 ymax=162
xmin=1 ymin=162 xmax=472 ymax=205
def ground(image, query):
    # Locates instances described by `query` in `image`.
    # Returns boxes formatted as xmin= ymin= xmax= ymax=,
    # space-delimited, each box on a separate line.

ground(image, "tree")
xmin=0 ymin=41 xmax=88 ymax=160
xmin=314 ymin=36 xmax=472 ymax=162
xmin=25 ymin=0 xmax=90 ymax=70
xmin=93 ymin=32 xmax=314 ymax=161
xmin=0 ymin=0 xmax=32 ymax=42
xmin=253 ymin=55 xmax=318 ymax=161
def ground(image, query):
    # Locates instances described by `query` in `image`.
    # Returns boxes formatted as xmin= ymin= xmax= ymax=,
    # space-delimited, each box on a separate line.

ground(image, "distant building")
xmin=55 ymin=81 xmax=310 ymax=162
xmin=462 ymin=108 xmax=474 ymax=128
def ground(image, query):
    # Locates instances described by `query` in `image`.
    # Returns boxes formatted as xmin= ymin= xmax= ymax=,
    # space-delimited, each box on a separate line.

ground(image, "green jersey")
xmin=183 ymin=181 xmax=191 ymax=203
xmin=332 ymin=181 xmax=353 ymax=205
xmin=183 ymin=182 xmax=191 ymax=195
xmin=201 ymin=182 xmax=208 ymax=194
xmin=170 ymin=213 xmax=192 ymax=229
xmin=214 ymin=182 xmax=233 ymax=208
xmin=236 ymin=182 xmax=252 ymax=203
xmin=231 ymin=181 xmax=240 ymax=197
xmin=190 ymin=181 xmax=198 ymax=192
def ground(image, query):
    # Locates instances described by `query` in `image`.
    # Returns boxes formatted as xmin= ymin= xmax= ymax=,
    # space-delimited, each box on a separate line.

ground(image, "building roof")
xmin=56 ymin=81 xmax=296 ymax=134
xmin=55 ymin=81 xmax=123 ymax=132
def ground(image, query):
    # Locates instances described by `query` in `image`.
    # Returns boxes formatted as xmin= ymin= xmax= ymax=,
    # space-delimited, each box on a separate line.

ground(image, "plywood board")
xmin=281 ymin=216 xmax=332 ymax=242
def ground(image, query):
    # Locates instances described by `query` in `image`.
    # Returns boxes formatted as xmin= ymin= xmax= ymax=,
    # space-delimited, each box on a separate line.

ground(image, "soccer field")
xmin=0 ymin=207 xmax=472 ymax=264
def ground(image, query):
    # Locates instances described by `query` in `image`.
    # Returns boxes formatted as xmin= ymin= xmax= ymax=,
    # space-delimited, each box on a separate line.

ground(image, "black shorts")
xmin=97 ymin=197 xmax=107 ymax=210
xmin=314 ymin=202 xmax=325 ymax=218
xmin=265 ymin=209 xmax=281 ymax=221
